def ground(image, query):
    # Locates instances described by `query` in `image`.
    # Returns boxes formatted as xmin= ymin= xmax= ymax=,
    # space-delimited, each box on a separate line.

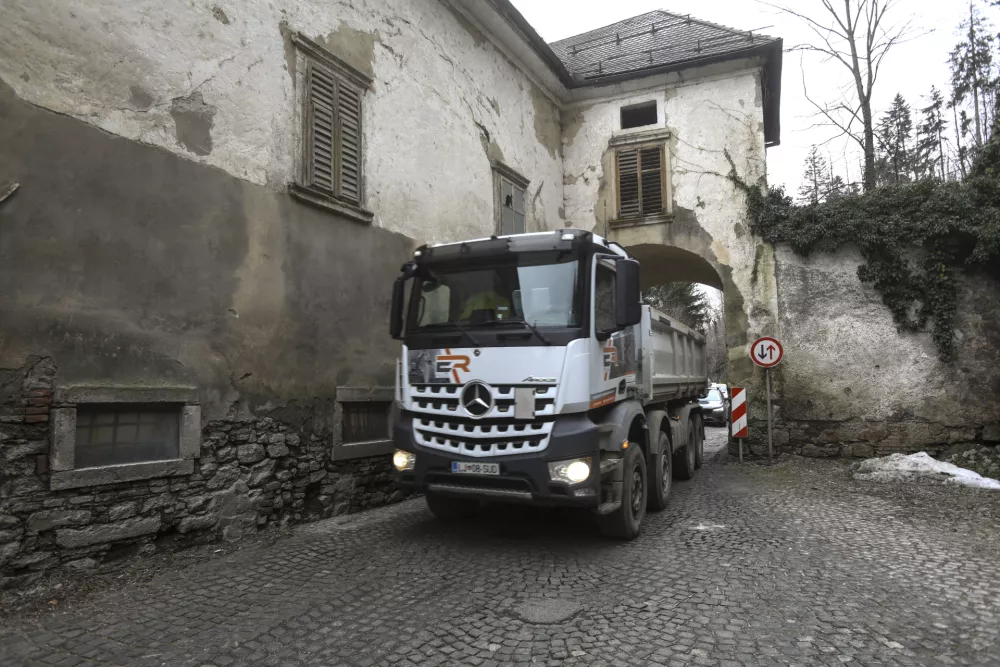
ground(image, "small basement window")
xmin=342 ymin=401 xmax=392 ymax=444
xmin=75 ymin=405 xmax=180 ymax=469
xmin=620 ymin=101 xmax=658 ymax=130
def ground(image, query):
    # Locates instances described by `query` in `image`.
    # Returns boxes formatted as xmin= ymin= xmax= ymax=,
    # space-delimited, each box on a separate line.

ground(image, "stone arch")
xmin=608 ymin=222 xmax=753 ymax=389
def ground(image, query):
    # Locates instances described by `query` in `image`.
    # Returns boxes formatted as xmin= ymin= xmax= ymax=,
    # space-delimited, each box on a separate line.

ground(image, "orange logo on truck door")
xmin=435 ymin=349 xmax=471 ymax=383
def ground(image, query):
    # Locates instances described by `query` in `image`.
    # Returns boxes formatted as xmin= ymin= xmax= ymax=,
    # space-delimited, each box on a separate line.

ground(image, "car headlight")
xmin=393 ymin=449 xmax=415 ymax=472
xmin=548 ymin=457 xmax=591 ymax=484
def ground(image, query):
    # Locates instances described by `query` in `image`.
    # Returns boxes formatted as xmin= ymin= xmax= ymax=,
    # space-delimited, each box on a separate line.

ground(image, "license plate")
xmin=451 ymin=461 xmax=500 ymax=475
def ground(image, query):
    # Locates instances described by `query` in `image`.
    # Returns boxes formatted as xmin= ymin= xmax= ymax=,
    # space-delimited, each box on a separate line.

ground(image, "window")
xmin=594 ymin=261 xmax=616 ymax=333
xmin=334 ymin=387 xmax=395 ymax=461
xmin=493 ymin=163 xmax=529 ymax=235
xmin=617 ymin=145 xmax=667 ymax=221
xmin=621 ymin=101 xmax=657 ymax=129
xmin=75 ymin=406 xmax=179 ymax=468
xmin=49 ymin=387 xmax=201 ymax=490
xmin=342 ymin=401 xmax=391 ymax=444
xmin=289 ymin=33 xmax=373 ymax=224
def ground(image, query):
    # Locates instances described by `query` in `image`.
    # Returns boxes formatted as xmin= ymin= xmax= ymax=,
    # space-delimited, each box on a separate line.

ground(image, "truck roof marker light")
xmin=561 ymin=233 xmax=574 ymax=240
xmin=414 ymin=250 xmax=422 ymax=257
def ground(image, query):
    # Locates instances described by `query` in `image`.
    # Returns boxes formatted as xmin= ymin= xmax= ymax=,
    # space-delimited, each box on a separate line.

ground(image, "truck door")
xmin=589 ymin=257 xmax=637 ymax=410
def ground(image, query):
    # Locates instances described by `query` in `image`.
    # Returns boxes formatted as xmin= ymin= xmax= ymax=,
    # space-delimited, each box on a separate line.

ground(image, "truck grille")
xmin=408 ymin=383 xmax=555 ymax=458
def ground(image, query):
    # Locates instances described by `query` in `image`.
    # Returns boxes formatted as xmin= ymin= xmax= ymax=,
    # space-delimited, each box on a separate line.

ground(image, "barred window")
xmin=493 ymin=163 xmax=530 ymax=235
xmin=75 ymin=405 xmax=180 ymax=469
xmin=342 ymin=401 xmax=391 ymax=444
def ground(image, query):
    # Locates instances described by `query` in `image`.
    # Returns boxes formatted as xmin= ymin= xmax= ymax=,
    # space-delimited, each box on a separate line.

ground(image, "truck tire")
xmin=674 ymin=420 xmax=697 ymax=481
xmin=693 ymin=413 xmax=705 ymax=469
xmin=597 ymin=444 xmax=647 ymax=539
xmin=647 ymin=430 xmax=673 ymax=511
xmin=425 ymin=493 xmax=479 ymax=521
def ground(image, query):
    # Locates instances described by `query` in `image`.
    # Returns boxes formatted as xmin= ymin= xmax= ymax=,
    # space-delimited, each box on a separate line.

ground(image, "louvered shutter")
xmin=337 ymin=79 xmax=362 ymax=204
xmin=307 ymin=63 xmax=336 ymax=194
xmin=617 ymin=149 xmax=641 ymax=219
xmin=616 ymin=145 xmax=665 ymax=220
xmin=640 ymin=147 xmax=664 ymax=215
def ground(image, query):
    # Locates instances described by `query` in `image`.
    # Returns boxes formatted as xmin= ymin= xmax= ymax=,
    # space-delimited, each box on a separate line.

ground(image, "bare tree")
xmin=763 ymin=0 xmax=915 ymax=192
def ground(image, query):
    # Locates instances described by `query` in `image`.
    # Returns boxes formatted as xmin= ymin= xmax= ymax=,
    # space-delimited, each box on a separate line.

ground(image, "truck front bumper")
xmin=394 ymin=413 xmax=601 ymax=508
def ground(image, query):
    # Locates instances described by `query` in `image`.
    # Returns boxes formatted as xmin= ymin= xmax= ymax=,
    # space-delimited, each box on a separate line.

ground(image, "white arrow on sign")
xmin=750 ymin=336 xmax=783 ymax=368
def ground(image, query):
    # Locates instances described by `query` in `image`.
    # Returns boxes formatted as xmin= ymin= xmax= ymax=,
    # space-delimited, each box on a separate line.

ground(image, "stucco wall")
xmin=773 ymin=246 xmax=1000 ymax=456
xmin=560 ymin=64 xmax=777 ymax=388
xmin=0 ymin=0 xmax=564 ymax=243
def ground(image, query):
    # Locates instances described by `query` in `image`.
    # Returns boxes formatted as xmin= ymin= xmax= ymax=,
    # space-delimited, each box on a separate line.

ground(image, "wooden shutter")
xmin=307 ymin=62 xmax=336 ymax=194
xmin=616 ymin=145 xmax=666 ymax=220
xmin=617 ymin=149 xmax=641 ymax=219
xmin=337 ymin=79 xmax=362 ymax=204
xmin=639 ymin=147 xmax=664 ymax=215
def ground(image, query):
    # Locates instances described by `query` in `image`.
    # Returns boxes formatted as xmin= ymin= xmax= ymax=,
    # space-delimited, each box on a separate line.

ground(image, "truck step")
xmin=597 ymin=500 xmax=621 ymax=515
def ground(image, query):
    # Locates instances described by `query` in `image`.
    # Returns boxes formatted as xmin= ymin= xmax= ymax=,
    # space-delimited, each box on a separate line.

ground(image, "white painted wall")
xmin=0 ymin=0 xmax=564 ymax=244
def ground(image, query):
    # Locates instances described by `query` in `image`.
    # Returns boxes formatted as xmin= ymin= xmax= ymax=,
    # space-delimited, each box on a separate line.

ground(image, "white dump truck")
xmin=389 ymin=229 xmax=708 ymax=539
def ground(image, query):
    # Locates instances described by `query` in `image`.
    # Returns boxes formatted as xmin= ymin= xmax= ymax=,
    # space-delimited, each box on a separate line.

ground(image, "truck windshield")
xmin=409 ymin=253 xmax=580 ymax=332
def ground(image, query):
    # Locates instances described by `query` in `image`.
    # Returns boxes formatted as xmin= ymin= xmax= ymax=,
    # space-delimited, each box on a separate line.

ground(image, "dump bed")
xmin=637 ymin=305 xmax=708 ymax=405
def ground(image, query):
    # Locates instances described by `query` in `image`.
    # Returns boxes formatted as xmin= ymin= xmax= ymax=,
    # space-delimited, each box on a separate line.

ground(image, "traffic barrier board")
xmin=731 ymin=387 xmax=748 ymax=438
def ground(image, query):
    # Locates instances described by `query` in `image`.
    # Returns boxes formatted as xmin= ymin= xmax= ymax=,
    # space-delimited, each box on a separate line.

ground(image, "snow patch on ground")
xmin=854 ymin=452 xmax=1000 ymax=490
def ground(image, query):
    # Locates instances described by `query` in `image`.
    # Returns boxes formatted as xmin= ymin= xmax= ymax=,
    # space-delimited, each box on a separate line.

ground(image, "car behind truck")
xmin=388 ymin=229 xmax=709 ymax=539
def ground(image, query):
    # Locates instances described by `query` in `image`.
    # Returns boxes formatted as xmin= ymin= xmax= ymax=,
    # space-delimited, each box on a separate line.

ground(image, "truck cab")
xmin=389 ymin=229 xmax=707 ymax=539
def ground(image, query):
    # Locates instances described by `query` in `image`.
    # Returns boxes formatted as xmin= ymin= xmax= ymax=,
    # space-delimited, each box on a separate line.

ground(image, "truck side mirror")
xmin=615 ymin=258 xmax=642 ymax=328
xmin=389 ymin=278 xmax=407 ymax=339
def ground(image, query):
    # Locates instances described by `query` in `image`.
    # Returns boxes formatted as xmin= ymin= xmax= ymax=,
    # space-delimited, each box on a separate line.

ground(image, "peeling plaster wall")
xmin=773 ymin=247 xmax=1000 ymax=455
xmin=0 ymin=0 xmax=564 ymax=242
xmin=561 ymin=64 xmax=776 ymax=388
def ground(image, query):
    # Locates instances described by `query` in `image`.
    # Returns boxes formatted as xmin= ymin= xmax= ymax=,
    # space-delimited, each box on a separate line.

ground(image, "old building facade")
xmin=10 ymin=0 xmax=994 ymax=589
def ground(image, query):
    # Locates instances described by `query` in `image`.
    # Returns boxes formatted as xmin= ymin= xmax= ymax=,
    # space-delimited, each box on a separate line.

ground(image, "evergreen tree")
xmin=949 ymin=2 xmax=996 ymax=149
xmin=642 ymin=283 xmax=710 ymax=330
xmin=917 ymin=87 xmax=949 ymax=180
xmin=876 ymin=94 xmax=914 ymax=185
xmin=798 ymin=146 xmax=829 ymax=204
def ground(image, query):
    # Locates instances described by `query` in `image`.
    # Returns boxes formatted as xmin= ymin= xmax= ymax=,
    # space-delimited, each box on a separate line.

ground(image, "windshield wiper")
xmin=420 ymin=321 xmax=481 ymax=346
xmin=487 ymin=317 xmax=552 ymax=346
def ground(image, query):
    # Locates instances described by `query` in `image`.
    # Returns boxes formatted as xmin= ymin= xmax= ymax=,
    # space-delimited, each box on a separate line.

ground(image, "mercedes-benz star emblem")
xmin=461 ymin=381 xmax=493 ymax=418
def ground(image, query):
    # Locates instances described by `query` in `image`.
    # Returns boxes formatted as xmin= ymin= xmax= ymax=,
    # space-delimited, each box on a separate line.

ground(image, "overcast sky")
xmin=510 ymin=0 xmax=999 ymax=195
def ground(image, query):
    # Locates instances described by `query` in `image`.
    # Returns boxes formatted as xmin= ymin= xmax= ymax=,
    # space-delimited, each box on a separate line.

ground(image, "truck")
xmin=388 ymin=229 xmax=709 ymax=539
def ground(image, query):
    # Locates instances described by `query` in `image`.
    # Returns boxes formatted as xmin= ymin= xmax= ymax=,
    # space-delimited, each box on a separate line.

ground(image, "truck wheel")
xmin=647 ymin=431 xmax=672 ymax=512
xmin=674 ymin=420 xmax=697 ymax=481
xmin=693 ymin=414 xmax=705 ymax=469
xmin=425 ymin=493 xmax=479 ymax=521
xmin=597 ymin=444 xmax=647 ymax=540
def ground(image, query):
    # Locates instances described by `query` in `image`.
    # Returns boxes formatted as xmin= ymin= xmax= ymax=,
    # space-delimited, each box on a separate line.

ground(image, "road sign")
xmin=730 ymin=387 xmax=748 ymax=438
xmin=750 ymin=337 xmax=783 ymax=368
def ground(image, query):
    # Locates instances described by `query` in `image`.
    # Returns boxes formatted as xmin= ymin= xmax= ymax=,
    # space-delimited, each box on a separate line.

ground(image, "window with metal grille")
xmin=75 ymin=405 xmax=180 ymax=469
xmin=342 ymin=401 xmax=391 ymax=443
xmin=493 ymin=163 xmax=529 ymax=235
xmin=616 ymin=145 xmax=667 ymax=221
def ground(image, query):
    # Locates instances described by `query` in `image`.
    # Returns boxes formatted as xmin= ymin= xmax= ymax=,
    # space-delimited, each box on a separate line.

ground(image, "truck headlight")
xmin=393 ymin=449 xmax=415 ymax=472
xmin=548 ymin=457 xmax=591 ymax=484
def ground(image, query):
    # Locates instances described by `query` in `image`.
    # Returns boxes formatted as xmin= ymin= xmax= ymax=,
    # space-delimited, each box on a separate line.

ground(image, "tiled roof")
xmin=550 ymin=10 xmax=779 ymax=81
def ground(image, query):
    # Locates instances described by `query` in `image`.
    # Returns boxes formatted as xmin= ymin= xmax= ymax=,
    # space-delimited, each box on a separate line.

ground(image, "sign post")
xmin=730 ymin=387 xmax=748 ymax=463
xmin=750 ymin=337 xmax=784 ymax=464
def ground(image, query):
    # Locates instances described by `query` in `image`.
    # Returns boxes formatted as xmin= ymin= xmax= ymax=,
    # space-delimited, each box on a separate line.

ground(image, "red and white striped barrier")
xmin=731 ymin=387 xmax=748 ymax=438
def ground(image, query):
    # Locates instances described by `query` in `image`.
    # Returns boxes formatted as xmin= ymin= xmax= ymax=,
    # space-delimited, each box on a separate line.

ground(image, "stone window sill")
xmin=289 ymin=184 xmax=374 ymax=225
xmin=610 ymin=214 xmax=674 ymax=228
xmin=50 ymin=459 xmax=195 ymax=491
xmin=333 ymin=438 xmax=394 ymax=462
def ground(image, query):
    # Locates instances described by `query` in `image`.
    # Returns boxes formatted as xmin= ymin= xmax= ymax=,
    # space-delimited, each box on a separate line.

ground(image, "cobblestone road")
xmin=3 ymin=426 xmax=1000 ymax=667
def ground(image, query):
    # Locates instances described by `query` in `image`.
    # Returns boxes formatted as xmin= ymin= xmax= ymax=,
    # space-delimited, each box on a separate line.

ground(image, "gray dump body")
xmin=637 ymin=305 xmax=708 ymax=405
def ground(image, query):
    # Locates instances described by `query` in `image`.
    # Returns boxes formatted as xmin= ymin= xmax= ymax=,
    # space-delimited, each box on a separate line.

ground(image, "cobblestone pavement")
xmin=3 ymin=426 xmax=1000 ymax=667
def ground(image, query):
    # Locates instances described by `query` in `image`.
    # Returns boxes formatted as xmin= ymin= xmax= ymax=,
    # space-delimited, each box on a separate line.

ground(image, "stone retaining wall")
xmin=0 ymin=357 xmax=406 ymax=590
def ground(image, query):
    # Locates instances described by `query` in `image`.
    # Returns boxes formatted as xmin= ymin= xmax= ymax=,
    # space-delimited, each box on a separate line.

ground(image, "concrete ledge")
xmin=50 ymin=459 xmax=195 ymax=490
xmin=54 ymin=385 xmax=199 ymax=405
xmin=333 ymin=439 xmax=394 ymax=462
xmin=337 ymin=386 xmax=394 ymax=402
